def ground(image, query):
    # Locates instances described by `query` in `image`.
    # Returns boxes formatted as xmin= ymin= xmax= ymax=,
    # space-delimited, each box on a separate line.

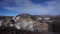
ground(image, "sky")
xmin=0 ymin=0 xmax=60 ymax=16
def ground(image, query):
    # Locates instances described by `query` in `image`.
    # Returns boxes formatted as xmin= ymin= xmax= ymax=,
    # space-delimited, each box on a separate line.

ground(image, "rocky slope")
xmin=0 ymin=14 xmax=60 ymax=34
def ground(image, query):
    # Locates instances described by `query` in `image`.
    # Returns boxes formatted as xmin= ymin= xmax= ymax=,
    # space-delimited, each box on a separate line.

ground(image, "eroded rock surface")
xmin=0 ymin=14 xmax=60 ymax=33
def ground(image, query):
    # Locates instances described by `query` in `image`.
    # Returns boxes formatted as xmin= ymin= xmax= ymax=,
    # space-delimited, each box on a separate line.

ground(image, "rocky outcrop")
xmin=13 ymin=14 xmax=49 ymax=32
xmin=0 ymin=16 xmax=14 ymax=27
xmin=0 ymin=14 xmax=60 ymax=33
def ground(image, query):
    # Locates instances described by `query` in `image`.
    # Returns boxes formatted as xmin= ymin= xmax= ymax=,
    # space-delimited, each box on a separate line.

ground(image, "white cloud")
xmin=4 ymin=0 xmax=60 ymax=15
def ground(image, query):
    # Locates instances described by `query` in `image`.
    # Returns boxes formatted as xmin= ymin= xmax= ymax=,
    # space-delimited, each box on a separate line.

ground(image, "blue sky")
xmin=0 ymin=0 xmax=60 ymax=16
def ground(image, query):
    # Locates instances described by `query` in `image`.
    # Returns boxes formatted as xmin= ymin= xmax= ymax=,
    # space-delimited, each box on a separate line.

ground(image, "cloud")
xmin=30 ymin=0 xmax=54 ymax=4
xmin=1 ymin=0 xmax=60 ymax=15
xmin=0 ymin=0 xmax=17 ymax=7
